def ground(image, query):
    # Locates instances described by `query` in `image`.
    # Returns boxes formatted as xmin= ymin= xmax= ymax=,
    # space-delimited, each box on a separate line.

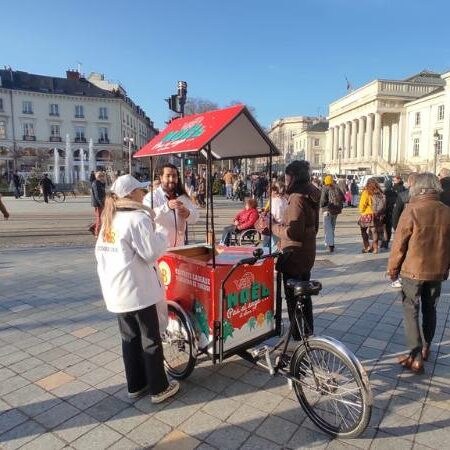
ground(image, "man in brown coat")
xmin=270 ymin=160 xmax=320 ymax=339
xmin=387 ymin=172 xmax=450 ymax=373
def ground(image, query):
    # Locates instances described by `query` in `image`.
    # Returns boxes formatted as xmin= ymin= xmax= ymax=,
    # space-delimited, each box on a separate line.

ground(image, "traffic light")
xmin=166 ymin=94 xmax=180 ymax=113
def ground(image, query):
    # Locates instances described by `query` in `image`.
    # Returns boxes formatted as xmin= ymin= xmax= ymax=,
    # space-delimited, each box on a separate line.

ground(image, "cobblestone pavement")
xmin=0 ymin=197 xmax=449 ymax=449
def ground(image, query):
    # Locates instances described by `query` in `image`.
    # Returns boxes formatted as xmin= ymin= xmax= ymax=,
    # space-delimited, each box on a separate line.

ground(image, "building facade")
xmin=0 ymin=68 xmax=157 ymax=180
xmin=326 ymin=71 xmax=446 ymax=175
xmin=293 ymin=120 xmax=328 ymax=172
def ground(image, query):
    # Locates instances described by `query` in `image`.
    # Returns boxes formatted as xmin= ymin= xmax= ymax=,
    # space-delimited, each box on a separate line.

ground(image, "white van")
xmin=358 ymin=175 xmax=392 ymax=191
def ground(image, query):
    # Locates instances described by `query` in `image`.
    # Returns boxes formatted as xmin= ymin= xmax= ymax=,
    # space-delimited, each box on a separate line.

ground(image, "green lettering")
xmin=251 ymin=282 xmax=260 ymax=301
xmin=240 ymin=288 xmax=250 ymax=305
xmin=227 ymin=292 xmax=239 ymax=309
xmin=261 ymin=284 xmax=270 ymax=297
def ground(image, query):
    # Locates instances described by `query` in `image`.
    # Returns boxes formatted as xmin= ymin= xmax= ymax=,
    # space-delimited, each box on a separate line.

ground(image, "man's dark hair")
xmin=285 ymin=160 xmax=310 ymax=194
xmin=159 ymin=163 xmax=188 ymax=197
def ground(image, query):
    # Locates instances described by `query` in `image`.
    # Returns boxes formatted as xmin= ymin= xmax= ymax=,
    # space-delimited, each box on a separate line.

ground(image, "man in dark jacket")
xmin=381 ymin=179 xmax=397 ymax=248
xmin=12 ymin=171 xmax=22 ymax=199
xmin=388 ymin=173 xmax=450 ymax=374
xmin=392 ymin=172 xmax=418 ymax=230
xmin=438 ymin=168 xmax=450 ymax=207
xmin=91 ymin=171 xmax=106 ymax=236
xmin=270 ymin=160 xmax=320 ymax=339
xmin=39 ymin=174 xmax=55 ymax=204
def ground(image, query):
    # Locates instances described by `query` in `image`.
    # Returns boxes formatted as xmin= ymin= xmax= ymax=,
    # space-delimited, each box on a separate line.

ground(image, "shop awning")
xmin=134 ymin=104 xmax=279 ymax=160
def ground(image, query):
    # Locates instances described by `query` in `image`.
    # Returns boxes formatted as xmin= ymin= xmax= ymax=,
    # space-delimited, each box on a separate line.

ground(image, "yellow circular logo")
xmin=158 ymin=261 xmax=171 ymax=286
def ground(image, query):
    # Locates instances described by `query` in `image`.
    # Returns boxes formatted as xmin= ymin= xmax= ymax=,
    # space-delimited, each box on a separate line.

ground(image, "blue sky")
xmin=2 ymin=0 xmax=450 ymax=129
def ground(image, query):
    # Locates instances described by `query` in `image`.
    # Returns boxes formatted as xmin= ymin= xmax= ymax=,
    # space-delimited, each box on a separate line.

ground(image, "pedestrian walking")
xmin=320 ymin=175 xmax=343 ymax=253
xmin=12 ymin=171 xmax=22 ymax=199
xmin=358 ymin=178 xmax=386 ymax=253
xmin=95 ymin=174 xmax=179 ymax=402
xmin=197 ymin=175 xmax=206 ymax=208
xmin=90 ymin=171 xmax=106 ymax=237
xmin=89 ymin=171 xmax=96 ymax=183
xmin=253 ymin=175 xmax=266 ymax=208
xmin=350 ymin=179 xmax=359 ymax=207
xmin=223 ymin=170 xmax=234 ymax=199
xmin=268 ymin=160 xmax=320 ymax=339
xmin=387 ymin=172 xmax=450 ymax=374
xmin=381 ymin=179 xmax=397 ymax=249
xmin=438 ymin=167 xmax=450 ymax=206
xmin=392 ymin=173 xmax=418 ymax=230
xmin=39 ymin=174 xmax=55 ymax=203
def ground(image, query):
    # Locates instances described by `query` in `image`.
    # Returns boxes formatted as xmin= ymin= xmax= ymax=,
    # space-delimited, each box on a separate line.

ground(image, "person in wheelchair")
xmin=220 ymin=198 xmax=259 ymax=246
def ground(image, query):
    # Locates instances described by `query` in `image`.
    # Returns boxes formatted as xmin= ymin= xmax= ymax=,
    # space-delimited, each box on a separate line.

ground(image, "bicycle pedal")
xmin=252 ymin=345 xmax=269 ymax=359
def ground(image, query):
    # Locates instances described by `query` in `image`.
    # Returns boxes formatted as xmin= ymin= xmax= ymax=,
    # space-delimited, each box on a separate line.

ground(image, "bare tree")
xmin=184 ymin=97 xmax=219 ymax=115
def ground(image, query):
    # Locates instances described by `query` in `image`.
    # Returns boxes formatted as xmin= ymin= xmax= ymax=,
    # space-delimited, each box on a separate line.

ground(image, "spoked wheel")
xmin=290 ymin=337 xmax=372 ymax=438
xmin=53 ymin=191 xmax=65 ymax=202
xmin=239 ymin=229 xmax=261 ymax=246
xmin=162 ymin=303 xmax=197 ymax=379
xmin=32 ymin=192 xmax=43 ymax=202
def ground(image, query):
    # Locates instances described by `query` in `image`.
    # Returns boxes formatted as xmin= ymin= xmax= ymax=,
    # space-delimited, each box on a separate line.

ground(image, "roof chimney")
xmin=66 ymin=69 xmax=80 ymax=81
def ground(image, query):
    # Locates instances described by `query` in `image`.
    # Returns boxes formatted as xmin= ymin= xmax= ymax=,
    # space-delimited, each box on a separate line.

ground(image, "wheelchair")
xmin=229 ymin=228 xmax=262 ymax=247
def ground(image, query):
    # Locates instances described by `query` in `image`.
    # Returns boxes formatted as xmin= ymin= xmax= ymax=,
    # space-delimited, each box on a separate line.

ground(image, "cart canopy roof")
xmin=134 ymin=104 xmax=279 ymax=160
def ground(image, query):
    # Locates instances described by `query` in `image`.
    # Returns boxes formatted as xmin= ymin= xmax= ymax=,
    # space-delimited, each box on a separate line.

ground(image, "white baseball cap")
xmin=110 ymin=175 xmax=149 ymax=198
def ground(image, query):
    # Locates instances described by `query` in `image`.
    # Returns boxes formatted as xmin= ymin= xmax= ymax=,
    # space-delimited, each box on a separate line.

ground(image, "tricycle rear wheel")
xmin=162 ymin=303 xmax=197 ymax=379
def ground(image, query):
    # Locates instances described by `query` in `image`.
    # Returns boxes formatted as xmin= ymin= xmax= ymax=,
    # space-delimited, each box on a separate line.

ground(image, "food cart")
xmin=134 ymin=105 xmax=282 ymax=376
xmin=134 ymin=105 xmax=372 ymax=438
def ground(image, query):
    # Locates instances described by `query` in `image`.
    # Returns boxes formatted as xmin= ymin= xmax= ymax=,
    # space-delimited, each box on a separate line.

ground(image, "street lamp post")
xmin=338 ymin=147 xmax=342 ymax=175
xmin=433 ymin=130 xmax=440 ymax=175
xmin=124 ymin=137 xmax=134 ymax=175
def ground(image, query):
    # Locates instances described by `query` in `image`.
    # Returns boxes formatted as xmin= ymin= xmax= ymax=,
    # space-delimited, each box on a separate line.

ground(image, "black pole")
xmin=207 ymin=144 xmax=216 ymax=268
xmin=268 ymin=150 xmax=273 ymax=255
xmin=150 ymin=156 xmax=154 ymax=209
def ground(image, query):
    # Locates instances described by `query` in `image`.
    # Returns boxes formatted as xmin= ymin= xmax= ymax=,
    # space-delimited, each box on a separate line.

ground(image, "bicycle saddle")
xmin=286 ymin=280 xmax=322 ymax=296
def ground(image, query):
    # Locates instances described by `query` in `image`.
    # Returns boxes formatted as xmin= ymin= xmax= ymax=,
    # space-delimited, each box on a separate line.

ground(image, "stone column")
xmin=351 ymin=119 xmax=358 ymax=159
xmin=397 ymin=113 xmax=406 ymax=164
xmin=373 ymin=113 xmax=382 ymax=158
xmin=391 ymin=121 xmax=398 ymax=165
xmin=357 ymin=117 xmax=365 ymax=160
xmin=365 ymin=114 xmax=373 ymax=157
xmin=328 ymin=127 xmax=334 ymax=161
xmin=344 ymin=122 xmax=351 ymax=159
xmin=339 ymin=124 xmax=345 ymax=155
xmin=334 ymin=126 xmax=339 ymax=161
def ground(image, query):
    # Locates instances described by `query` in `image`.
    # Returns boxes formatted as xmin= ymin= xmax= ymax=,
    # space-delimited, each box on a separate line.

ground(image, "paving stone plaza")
xmin=0 ymin=196 xmax=449 ymax=449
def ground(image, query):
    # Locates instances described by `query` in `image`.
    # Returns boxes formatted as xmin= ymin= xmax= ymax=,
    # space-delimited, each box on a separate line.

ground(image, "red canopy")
xmin=134 ymin=104 xmax=279 ymax=160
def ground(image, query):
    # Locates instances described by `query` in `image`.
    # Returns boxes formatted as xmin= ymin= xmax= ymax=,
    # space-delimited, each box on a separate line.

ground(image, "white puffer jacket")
xmin=95 ymin=208 xmax=167 ymax=314
xmin=143 ymin=186 xmax=199 ymax=247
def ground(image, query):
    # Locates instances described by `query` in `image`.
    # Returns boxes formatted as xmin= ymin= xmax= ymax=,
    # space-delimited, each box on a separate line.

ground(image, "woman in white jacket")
xmin=95 ymin=175 xmax=179 ymax=404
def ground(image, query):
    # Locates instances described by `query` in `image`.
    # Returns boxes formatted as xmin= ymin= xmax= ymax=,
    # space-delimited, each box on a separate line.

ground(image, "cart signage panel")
xmin=134 ymin=105 xmax=246 ymax=157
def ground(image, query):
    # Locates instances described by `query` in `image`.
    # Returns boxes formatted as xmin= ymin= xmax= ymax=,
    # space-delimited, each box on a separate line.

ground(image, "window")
xmin=413 ymin=138 xmax=420 ymax=157
xmin=438 ymin=105 xmax=445 ymax=121
xmin=99 ymin=107 xmax=108 ymax=119
xmin=314 ymin=138 xmax=320 ymax=147
xmin=50 ymin=124 xmax=60 ymax=137
xmin=314 ymin=153 xmax=320 ymax=164
xmin=75 ymin=126 xmax=86 ymax=141
xmin=75 ymin=105 xmax=84 ymax=118
xmin=0 ymin=120 xmax=6 ymax=139
xmin=436 ymin=133 xmax=443 ymax=155
xmin=49 ymin=104 xmax=59 ymax=116
xmin=414 ymin=112 xmax=420 ymax=126
xmin=127 ymin=115 xmax=129 ymax=125
xmin=23 ymin=123 xmax=34 ymax=136
xmin=98 ymin=127 xmax=109 ymax=142
xmin=0 ymin=98 xmax=3 ymax=111
xmin=22 ymin=101 xmax=33 ymax=114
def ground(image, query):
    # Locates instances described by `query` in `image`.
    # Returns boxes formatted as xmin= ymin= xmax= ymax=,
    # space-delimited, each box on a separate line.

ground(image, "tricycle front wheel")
xmin=162 ymin=303 xmax=197 ymax=379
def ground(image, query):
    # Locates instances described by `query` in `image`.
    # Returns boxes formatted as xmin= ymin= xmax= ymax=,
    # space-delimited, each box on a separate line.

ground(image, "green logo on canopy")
xmin=162 ymin=123 xmax=204 ymax=143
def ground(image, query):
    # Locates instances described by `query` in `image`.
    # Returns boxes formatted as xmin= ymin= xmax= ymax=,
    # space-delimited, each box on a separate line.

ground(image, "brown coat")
xmin=387 ymin=193 xmax=450 ymax=281
xmin=272 ymin=184 xmax=320 ymax=276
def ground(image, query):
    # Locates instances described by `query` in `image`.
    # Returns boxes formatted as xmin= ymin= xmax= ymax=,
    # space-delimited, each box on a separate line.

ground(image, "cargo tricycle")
xmin=135 ymin=105 xmax=372 ymax=438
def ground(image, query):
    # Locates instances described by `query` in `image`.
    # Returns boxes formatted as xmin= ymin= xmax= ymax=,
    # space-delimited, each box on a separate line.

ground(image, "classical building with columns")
xmin=326 ymin=71 xmax=445 ymax=175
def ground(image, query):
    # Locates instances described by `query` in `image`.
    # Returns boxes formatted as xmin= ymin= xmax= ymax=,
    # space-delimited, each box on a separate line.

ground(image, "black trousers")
xmin=401 ymin=277 xmax=441 ymax=360
xmin=43 ymin=189 xmax=51 ymax=203
xmin=283 ymin=272 xmax=314 ymax=340
xmin=117 ymin=305 xmax=169 ymax=395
